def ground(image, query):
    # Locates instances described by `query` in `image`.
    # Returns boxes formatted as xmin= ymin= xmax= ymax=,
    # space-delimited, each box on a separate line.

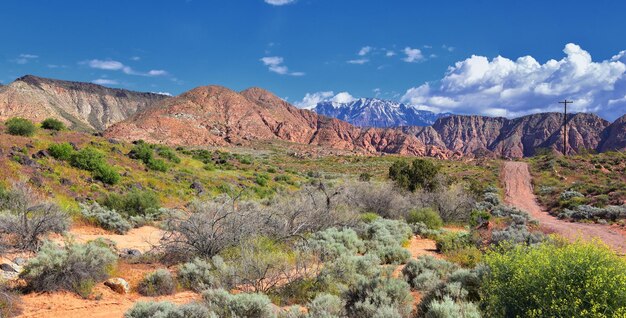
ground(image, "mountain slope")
xmin=0 ymin=75 xmax=169 ymax=131
xmin=599 ymin=114 xmax=626 ymax=152
xmin=105 ymin=84 xmax=620 ymax=158
xmin=312 ymin=98 xmax=449 ymax=127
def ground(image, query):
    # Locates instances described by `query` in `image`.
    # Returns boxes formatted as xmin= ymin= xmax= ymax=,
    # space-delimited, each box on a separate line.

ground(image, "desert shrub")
xmin=0 ymin=182 xmax=70 ymax=251
xmin=48 ymin=142 xmax=75 ymax=161
xmin=93 ymin=164 xmax=121 ymax=185
xmin=435 ymin=232 xmax=472 ymax=253
xmin=138 ymin=269 xmax=176 ymax=296
xmin=411 ymin=222 xmax=443 ymax=238
xmin=5 ymin=117 xmax=36 ymax=136
xmin=129 ymin=141 xmax=169 ymax=172
xmin=0 ymin=285 xmax=21 ymax=318
xmin=389 ymin=159 xmax=440 ymax=192
xmin=402 ymin=256 xmax=458 ymax=291
xmin=481 ymin=240 xmax=626 ymax=317
xmin=416 ymin=267 xmax=484 ymax=317
xmin=406 ymin=208 xmax=443 ymax=229
xmin=156 ymin=146 xmax=181 ymax=164
xmin=70 ymin=147 xmax=106 ymax=171
xmin=357 ymin=218 xmax=412 ymax=264
xmin=490 ymin=205 xmax=530 ymax=221
xmin=80 ymin=203 xmax=131 ymax=234
xmin=358 ymin=172 xmax=372 ymax=182
xmin=469 ymin=209 xmax=491 ymax=227
xmin=69 ymin=147 xmax=120 ymax=184
xmin=308 ymin=293 xmax=345 ymax=317
xmin=558 ymin=204 xmax=626 ymax=222
xmin=41 ymin=118 xmax=66 ymax=131
xmin=424 ymin=296 xmax=481 ymax=318
xmin=178 ymin=258 xmax=219 ymax=292
xmin=360 ymin=212 xmax=379 ymax=223
xmin=307 ymin=227 xmax=365 ymax=261
xmin=443 ymin=246 xmax=482 ymax=268
xmin=343 ymin=274 xmax=413 ymax=318
xmin=482 ymin=192 xmax=501 ymax=206
xmin=101 ymin=189 xmax=160 ymax=217
xmin=20 ymin=240 xmax=117 ymax=297
xmin=317 ymin=254 xmax=382 ymax=294
xmin=343 ymin=182 xmax=413 ymax=219
xmin=255 ymin=173 xmax=270 ymax=186
xmin=203 ymin=289 xmax=276 ymax=318
xmin=559 ymin=190 xmax=584 ymax=200
xmin=430 ymin=184 xmax=476 ymax=222
xmin=125 ymin=301 xmax=213 ymax=318
xmin=490 ymin=224 xmax=544 ymax=246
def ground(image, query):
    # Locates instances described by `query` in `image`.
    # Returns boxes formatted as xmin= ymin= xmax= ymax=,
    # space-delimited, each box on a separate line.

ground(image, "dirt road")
xmin=502 ymin=161 xmax=626 ymax=254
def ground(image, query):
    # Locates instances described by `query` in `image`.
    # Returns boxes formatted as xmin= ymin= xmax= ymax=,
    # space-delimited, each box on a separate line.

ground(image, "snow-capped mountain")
xmin=312 ymin=98 xmax=451 ymax=127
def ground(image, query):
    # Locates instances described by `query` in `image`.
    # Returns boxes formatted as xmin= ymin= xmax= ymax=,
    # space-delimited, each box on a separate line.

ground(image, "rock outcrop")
xmin=0 ymin=75 xmax=169 ymax=131
xmin=598 ymin=114 xmax=626 ymax=152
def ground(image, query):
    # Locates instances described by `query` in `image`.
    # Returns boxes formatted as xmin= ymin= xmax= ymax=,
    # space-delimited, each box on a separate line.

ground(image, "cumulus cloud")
xmin=386 ymin=51 xmax=396 ymax=57
xmin=85 ymin=59 xmax=168 ymax=77
xmin=401 ymin=43 xmax=626 ymax=120
xmin=403 ymin=47 xmax=424 ymax=63
xmin=92 ymin=79 xmax=118 ymax=85
xmin=260 ymin=56 xmax=304 ymax=76
xmin=264 ymin=0 xmax=296 ymax=5
xmin=294 ymin=91 xmax=357 ymax=109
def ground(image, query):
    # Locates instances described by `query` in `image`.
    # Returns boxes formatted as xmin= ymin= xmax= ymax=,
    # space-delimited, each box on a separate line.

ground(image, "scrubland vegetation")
xmin=0 ymin=118 xmax=625 ymax=317
xmin=529 ymin=150 xmax=626 ymax=224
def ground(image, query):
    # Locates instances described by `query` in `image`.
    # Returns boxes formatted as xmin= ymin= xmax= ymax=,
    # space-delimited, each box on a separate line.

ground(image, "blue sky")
xmin=2 ymin=0 xmax=626 ymax=120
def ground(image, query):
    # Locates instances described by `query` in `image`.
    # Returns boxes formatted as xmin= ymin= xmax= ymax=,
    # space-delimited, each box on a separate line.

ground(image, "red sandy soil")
xmin=502 ymin=161 xmax=626 ymax=254
xmin=16 ymin=225 xmax=199 ymax=318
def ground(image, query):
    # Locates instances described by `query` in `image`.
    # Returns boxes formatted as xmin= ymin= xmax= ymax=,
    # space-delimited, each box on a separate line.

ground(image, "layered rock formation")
xmin=0 ymin=75 xmax=169 ymax=131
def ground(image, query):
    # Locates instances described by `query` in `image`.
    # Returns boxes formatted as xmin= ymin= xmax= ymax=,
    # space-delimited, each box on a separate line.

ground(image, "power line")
xmin=559 ymin=100 xmax=573 ymax=156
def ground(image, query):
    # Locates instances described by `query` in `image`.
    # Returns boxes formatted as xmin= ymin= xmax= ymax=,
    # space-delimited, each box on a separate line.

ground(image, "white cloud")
xmin=85 ymin=59 xmax=168 ymax=77
xmin=131 ymin=56 xmax=141 ymax=61
xmin=260 ymin=56 xmax=304 ymax=76
xmin=295 ymin=91 xmax=334 ymax=109
xmin=264 ymin=0 xmax=296 ymax=5
xmin=443 ymin=45 xmax=455 ymax=52
xmin=358 ymin=46 xmax=373 ymax=56
xmin=403 ymin=47 xmax=424 ymax=63
xmin=152 ymin=91 xmax=173 ymax=96
xmin=294 ymin=91 xmax=357 ymax=109
xmin=347 ymin=58 xmax=369 ymax=65
xmin=401 ymin=43 xmax=626 ymax=120
xmin=92 ymin=79 xmax=118 ymax=85
xmin=332 ymin=92 xmax=357 ymax=104
xmin=13 ymin=53 xmax=39 ymax=64
xmin=385 ymin=51 xmax=396 ymax=57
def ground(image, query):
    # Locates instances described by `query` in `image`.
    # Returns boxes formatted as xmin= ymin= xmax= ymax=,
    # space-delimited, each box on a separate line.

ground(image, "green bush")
xmin=93 ymin=164 xmax=121 ymax=185
xmin=80 ymin=203 xmax=131 ymax=234
xmin=406 ymin=208 xmax=443 ymax=229
xmin=357 ymin=218 xmax=412 ymax=265
xmin=101 ymin=189 xmax=160 ymax=217
xmin=203 ymin=289 xmax=276 ymax=318
xmin=129 ymin=141 xmax=170 ymax=171
xmin=138 ymin=269 xmax=176 ymax=296
xmin=343 ymin=274 xmax=413 ymax=318
xmin=20 ymin=241 xmax=117 ymax=297
xmin=48 ymin=143 xmax=76 ymax=161
xmin=425 ymin=296 xmax=481 ymax=318
xmin=156 ymin=146 xmax=181 ymax=164
xmin=308 ymin=293 xmax=345 ymax=317
xmin=308 ymin=227 xmax=365 ymax=261
xmin=5 ymin=117 xmax=36 ymax=136
xmin=41 ymin=118 xmax=66 ymax=131
xmin=435 ymin=232 xmax=472 ymax=253
xmin=481 ymin=241 xmax=626 ymax=317
xmin=402 ymin=255 xmax=458 ymax=291
xmin=316 ymin=254 xmax=382 ymax=294
xmin=70 ymin=147 xmax=105 ymax=171
xmin=389 ymin=159 xmax=440 ymax=192
xmin=125 ymin=301 xmax=212 ymax=318
xmin=443 ymin=246 xmax=482 ymax=268
xmin=147 ymin=158 xmax=168 ymax=172
xmin=178 ymin=258 xmax=218 ymax=292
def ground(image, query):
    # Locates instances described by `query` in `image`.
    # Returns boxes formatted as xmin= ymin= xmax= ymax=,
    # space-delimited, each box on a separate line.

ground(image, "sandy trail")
xmin=502 ymin=161 xmax=626 ymax=254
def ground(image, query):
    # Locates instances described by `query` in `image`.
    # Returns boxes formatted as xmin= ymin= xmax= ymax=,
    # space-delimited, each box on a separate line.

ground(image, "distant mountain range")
xmin=311 ymin=98 xmax=451 ymax=127
xmin=1 ymin=75 xmax=625 ymax=158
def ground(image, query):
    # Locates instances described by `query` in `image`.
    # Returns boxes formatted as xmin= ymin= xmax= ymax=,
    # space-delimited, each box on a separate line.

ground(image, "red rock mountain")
xmin=0 ymin=75 xmax=169 ymax=131
xmin=105 ymin=84 xmax=621 ymax=158
xmin=1 ymin=76 xmax=622 ymax=158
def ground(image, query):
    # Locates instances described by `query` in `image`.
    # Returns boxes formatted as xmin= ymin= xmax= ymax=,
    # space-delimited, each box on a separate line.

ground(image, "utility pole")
xmin=559 ymin=100 xmax=573 ymax=156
